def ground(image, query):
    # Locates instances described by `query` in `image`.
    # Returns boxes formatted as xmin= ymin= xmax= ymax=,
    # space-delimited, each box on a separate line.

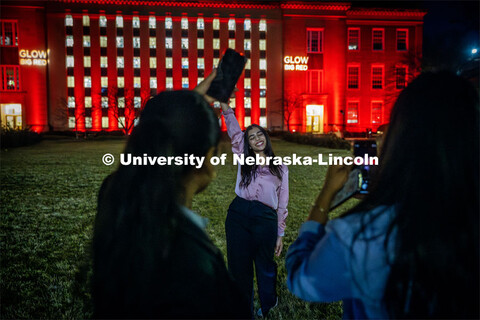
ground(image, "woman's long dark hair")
xmin=240 ymin=124 xmax=283 ymax=187
xmin=344 ymin=72 xmax=479 ymax=318
xmin=92 ymin=91 xmax=220 ymax=317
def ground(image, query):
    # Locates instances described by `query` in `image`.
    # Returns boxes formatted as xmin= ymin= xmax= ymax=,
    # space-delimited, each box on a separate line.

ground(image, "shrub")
xmin=280 ymin=132 xmax=351 ymax=150
xmin=1 ymin=126 xmax=42 ymax=149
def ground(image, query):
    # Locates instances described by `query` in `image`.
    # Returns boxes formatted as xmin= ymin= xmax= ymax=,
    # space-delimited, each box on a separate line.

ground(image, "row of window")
xmin=346 ymin=100 xmax=384 ymax=125
xmin=347 ymin=65 xmax=408 ymax=90
xmin=306 ymin=28 xmax=408 ymax=53
xmin=0 ymin=20 xmax=18 ymax=46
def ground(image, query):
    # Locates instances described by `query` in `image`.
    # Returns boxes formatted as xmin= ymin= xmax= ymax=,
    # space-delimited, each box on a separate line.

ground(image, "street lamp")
xmin=472 ymin=48 xmax=478 ymax=54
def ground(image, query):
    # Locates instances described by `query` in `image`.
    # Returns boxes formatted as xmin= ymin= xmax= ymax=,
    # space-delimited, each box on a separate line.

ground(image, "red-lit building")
xmin=0 ymin=0 xmax=425 ymax=134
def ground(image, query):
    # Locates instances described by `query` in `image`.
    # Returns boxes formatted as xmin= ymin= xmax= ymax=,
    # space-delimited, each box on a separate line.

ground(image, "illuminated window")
xmin=245 ymin=59 xmax=251 ymax=69
xmin=165 ymin=17 xmax=172 ymax=29
xmin=83 ymin=15 xmax=90 ymax=26
xmin=134 ymin=77 xmax=141 ymax=88
xmin=117 ymin=76 xmax=124 ymax=88
xmin=99 ymin=16 xmax=107 ymax=27
xmin=307 ymin=70 xmax=323 ymax=93
xmin=213 ymin=39 xmax=220 ymax=49
xmin=1 ymin=20 xmax=19 ymax=46
xmin=347 ymin=101 xmax=359 ymax=124
xmin=259 ymin=59 xmax=267 ymax=70
xmin=197 ymin=17 xmax=204 ymax=30
xmin=166 ymin=77 xmax=173 ymax=89
xmin=213 ymin=58 xmax=220 ymax=67
xmin=259 ymin=39 xmax=266 ymax=51
xmin=213 ymin=18 xmax=220 ymax=30
xmin=371 ymin=65 xmax=384 ymax=89
xmin=259 ymin=19 xmax=267 ymax=32
xmin=83 ymin=35 xmax=91 ymax=47
xmin=150 ymin=57 xmax=157 ymax=68
xmin=100 ymin=36 xmax=107 ymax=47
xmin=65 ymin=14 xmax=73 ymax=27
xmin=371 ymin=101 xmax=383 ymax=124
xmin=66 ymin=35 xmax=74 ymax=47
xmin=260 ymin=97 xmax=266 ymax=109
xmin=244 ymin=18 xmax=251 ymax=31
xmin=165 ymin=37 xmax=172 ymax=49
xmin=182 ymin=77 xmax=189 ymax=88
xmin=118 ymin=97 xmax=125 ymax=108
xmin=244 ymin=39 xmax=251 ymax=51
xmin=348 ymin=28 xmax=360 ymax=50
xmin=244 ymin=97 xmax=251 ymax=109
xmin=68 ymin=96 xmax=75 ymax=108
xmin=102 ymin=116 xmax=109 ymax=128
xmin=244 ymin=116 xmax=251 ymax=127
xmin=396 ymin=29 xmax=408 ymax=51
xmin=116 ymin=16 xmax=123 ymax=28
xmin=197 ymin=38 xmax=204 ymax=49
xmin=372 ymin=29 xmax=384 ymax=51
xmin=101 ymin=76 xmax=108 ymax=88
xmin=85 ymin=96 xmax=92 ymax=108
xmin=117 ymin=57 xmax=124 ymax=68
xmin=84 ymin=76 xmax=91 ymax=88
xmin=133 ymin=57 xmax=140 ymax=68
xmin=347 ymin=65 xmax=360 ymax=89
xmin=118 ymin=116 xmax=125 ymax=128
xmin=134 ymin=97 xmax=141 ymax=108
xmin=149 ymin=16 xmax=156 ymax=29
xmin=132 ymin=16 xmax=140 ymax=28
xmin=228 ymin=18 xmax=235 ymax=30
xmin=197 ymin=58 xmax=204 ymax=69
xmin=67 ymin=76 xmax=75 ymax=87
xmin=68 ymin=117 xmax=75 ymax=128
xmin=149 ymin=37 xmax=156 ymax=48
xmin=100 ymin=56 xmax=108 ymax=68
xmin=259 ymin=78 xmax=266 ymax=89
xmin=181 ymin=38 xmax=189 ymax=49
xmin=165 ymin=57 xmax=173 ymax=69
xmin=244 ymin=78 xmax=251 ymax=89
xmin=307 ymin=29 xmax=323 ymax=53
xmin=396 ymin=66 xmax=407 ymax=89
xmin=197 ymin=77 xmax=204 ymax=84
xmin=150 ymin=77 xmax=157 ymax=88
xmin=66 ymin=56 xmax=74 ymax=68
xmin=228 ymin=39 xmax=235 ymax=49
xmin=84 ymin=56 xmax=91 ymax=67
xmin=116 ymin=36 xmax=124 ymax=48
xmin=230 ymin=98 xmax=236 ymax=108
xmin=133 ymin=37 xmax=140 ymax=48
xmin=259 ymin=116 xmax=267 ymax=128
xmin=181 ymin=17 xmax=188 ymax=29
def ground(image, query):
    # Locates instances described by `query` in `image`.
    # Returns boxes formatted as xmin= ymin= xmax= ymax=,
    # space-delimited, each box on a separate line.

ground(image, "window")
xmin=134 ymin=97 xmax=141 ymax=108
xmin=307 ymin=29 xmax=323 ymax=53
xmin=347 ymin=101 xmax=359 ymax=124
xmin=165 ymin=17 xmax=172 ymax=29
xmin=116 ymin=36 xmax=123 ymax=48
xmin=244 ymin=78 xmax=251 ymax=89
xmin=82 ymin=15 xmax=90 ymax=26
xmin=133 ymin=57 xmax=140 ymax=68
xmin=99 ymin=16 xmax=107 ymax=27
xmin=197 ymin=77 xmax=204 ymax=84
xmin=101 ymin=97 xmax=108 ymax=108
xmin=213 ymin=39 xmax=220 ymax=50
xmin=244 ymin=18 xmax=251 ymax=31
xmin=228 ymin=18 xmax=236 ymax=30
xmin=228 ymin=39 xmax=235 ymax=49
xmin=132 ymin=16 xmax=140 ymax=28
xmin=181 ymin=17 xmax=188 ymax=30
xmin=259 ymin=78 xmax=266 ymax=89
xmin=68 ymin=96 xmax=75 ymax=108
xmin=102 ymin=116 xmax=109 ymax=128
xmin=396 ymin=29 xmax=408 ymax=51
xmin=117 ymin=76 xmax=124 ymax=88
xmin=347 ymin=65 xmax=360 ymax=89
xmin=118 ymin=97 xmax=125 ymax=108
xmin=149 ymin=37 xmax=156 ymax=48
xmin=66 ymin=35 xmax=74 ymax=47
xmin=118 ymin=116 xmax=125 ymax=128
xmin=68 ymin=117 xmax=76 ymax=128
xmin=84 ymin=76 xmax=91 ymax=88
xmin=1 ymin=20 xmax=18 ymax=46
xmin=182 ymin=58 xmax=188 ymax=69
xmin=197 ymin=38 xmax=204 ymax=49
xmin=244 ymin=39 xmax=251 ymax=51
xmin=197 ymin=58 xmax=204 ymax=69
xmin=116 ymin=16 xmax=123 ymax=28
xmin=259 ymin=19 xmax=266 ymax=32
xmin=371 ymin=101 xmax=383 ymax=124
xmin=100 ymin=36 xmax=107 ymax=47
xmin=244 ymin=97 xmax=251 ymax=109
xmin=259 ymin=59 xmax=267 ymax=70
xmin=372 ymin=28 xmax=384 ymax=51
xmin=67 ymin=76 xmax=75 ymax=88
xmin=101 ymin=76 xmax=108 ymax=88
xmin=149 ymin=16 xmax=156 ymax=29
xmin=134 ymin=77 xmax=141 ymax=88
xmin=166 ymin=77 xmax=173 ymax=89
xmin=150 ymin=57 xmax=157 ymax=68
xmin=133 ymin=37 xmax=140 ymax=48
xmin=84 ymin=56 xmax=91 ymax=68
xmin=244 ymin=116 xmax=251 ymax=127
xmin=371 ymin=65 xmax=384 ymax=89
xmin=348 ymin=28 xmax=360 ymax=50
xmin=100 ymin=56 xmax=108 ymax=68
xmin=307 ymin=70 xmax=323 ymax=93
xmin=181 ymin=38 xmax=188 ymax=49
xmin=245 ymin=59 xmax=251 ymax=69
xmin=85 ymin=96 xmax=92 ymax=108
xmin=150 ymin=77 xmax=157 ymax=88
xmin=396 ymin=66 xmax=407 ymax=89
xmin=65 ymin=15 xmax=73 ymax=27
xmin=197 ymin=17 xmax=204 ymax=30
xmin=213 ymin=18 xmax=220 ymax=30
xmin=260 ymin=98 xmax=266 ymax=109
xmin=66 ymin=56 xmax=74 ymax=68
xmin=259 ymin=116 xmax=267 ymax=128
xmin=165 ymin=57 xmax=172 ymax=69
xmin=83 ymin=35 xmax=91 ymax=47
xmin=259 ymin=39 xmax=266 ymax=51
xmin=182 ymin=78 xmax=189 ymax=89
xmin=117 ymin=57 xmax=124 ymax=68
xmin=165 ymin=37 xmax=172 ymax=49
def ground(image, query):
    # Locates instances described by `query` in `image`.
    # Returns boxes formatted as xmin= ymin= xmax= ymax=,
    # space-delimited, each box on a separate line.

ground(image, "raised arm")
xmin=221 ymin=103 xmax=244 ymax=155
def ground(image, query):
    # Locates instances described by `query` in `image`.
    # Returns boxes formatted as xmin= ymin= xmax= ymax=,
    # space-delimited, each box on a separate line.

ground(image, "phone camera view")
xmin=353 ymin=140 xmax=378 ymax=194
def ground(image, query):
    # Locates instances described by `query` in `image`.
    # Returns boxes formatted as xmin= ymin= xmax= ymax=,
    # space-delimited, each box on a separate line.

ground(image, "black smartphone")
xmin=206 ymin=48 xmax=248 ymax=103
xmin=353 ymin=140 xmax=378 ymax=194
xmin=330 ymin=168 xmax=362 ymax=210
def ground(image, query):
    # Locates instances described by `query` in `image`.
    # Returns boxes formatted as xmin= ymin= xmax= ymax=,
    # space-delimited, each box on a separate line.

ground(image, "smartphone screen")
xmin=330 ymin=168 xmax=362 ymax=210
xmin=353 ymin=140 xmax=378 ymax=194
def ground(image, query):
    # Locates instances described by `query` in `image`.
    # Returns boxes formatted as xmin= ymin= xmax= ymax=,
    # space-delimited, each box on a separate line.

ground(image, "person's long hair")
xmin=240 ymin=124 xmax=283 ymax=187
xmin=92 ymin=91 xmax=220 ymax=317
xmin=344 ymin=71 xmax=479 ymax=318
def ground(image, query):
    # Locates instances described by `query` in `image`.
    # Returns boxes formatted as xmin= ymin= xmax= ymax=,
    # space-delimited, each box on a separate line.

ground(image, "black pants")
xmin=225 ymin=196 xmax=278 ymax=317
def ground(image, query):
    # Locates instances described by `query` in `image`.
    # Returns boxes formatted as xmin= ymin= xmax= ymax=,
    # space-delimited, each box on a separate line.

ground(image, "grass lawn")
xmin=0 ymin=136 xmax=359 ymax=319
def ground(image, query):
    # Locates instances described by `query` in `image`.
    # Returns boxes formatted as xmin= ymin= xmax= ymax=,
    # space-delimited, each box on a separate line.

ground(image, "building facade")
xmin=0 ymin=1 xmax=425 ymax=134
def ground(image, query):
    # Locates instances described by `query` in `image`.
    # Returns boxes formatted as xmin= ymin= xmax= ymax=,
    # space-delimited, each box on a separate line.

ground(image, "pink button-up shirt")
xmin=223 ymin=108 xmax=289 ymax=236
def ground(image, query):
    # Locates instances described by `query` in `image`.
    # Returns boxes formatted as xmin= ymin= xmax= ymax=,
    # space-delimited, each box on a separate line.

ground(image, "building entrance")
xmin=306 ymin=104 xmax=323 ymax=134
xmin=1 ymin=104 xmax=22 ymax=129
